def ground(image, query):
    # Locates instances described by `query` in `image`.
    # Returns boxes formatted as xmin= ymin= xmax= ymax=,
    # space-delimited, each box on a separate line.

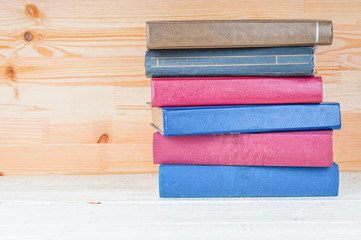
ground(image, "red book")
xmin=153 ymin=131 xmax=333 ymax=167
xmin=151 ymin=76 xmax=322 ymax=107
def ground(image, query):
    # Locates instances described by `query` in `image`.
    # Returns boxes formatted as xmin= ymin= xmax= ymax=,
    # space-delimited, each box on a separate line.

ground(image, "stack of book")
xmin=145 ymin=20 xmax=341 ymax=198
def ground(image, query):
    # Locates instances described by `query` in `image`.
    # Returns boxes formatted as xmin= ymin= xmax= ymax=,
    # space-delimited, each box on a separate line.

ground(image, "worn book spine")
xmin=145 ymin=47 xmax=315 ymax=77
xmin=146 ymin=20 xmax=333 ymax=49
xmin=153 ymin=131 xmax=333 ymax=167
xmin=159 ymin=163 xmax=339 ymax=198
xmin=151 ymin=76 xmax=322 ymax=107
xmin=152 ymin=103 xmax=341 ymax=136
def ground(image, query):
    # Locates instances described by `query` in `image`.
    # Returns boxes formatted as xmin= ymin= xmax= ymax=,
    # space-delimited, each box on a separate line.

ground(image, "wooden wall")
xmin=0 ymin=0 xmax=360 ymax=175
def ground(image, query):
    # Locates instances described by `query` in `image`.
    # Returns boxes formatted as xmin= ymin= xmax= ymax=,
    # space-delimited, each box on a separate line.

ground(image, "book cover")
xmin=159 ymin=163 xmax=339 ymax=198
xmin=151 ymin=76 xmax=323 ymax=107
xmin=151 ymin=103 xmax=341 ymax=136
xmin=145 ymin=47 xmax=315 ymax=77
xmin=153 ymin=131 xmax=333 ymax=167
xmin=146 ymin=20 xmax=333 ymax=49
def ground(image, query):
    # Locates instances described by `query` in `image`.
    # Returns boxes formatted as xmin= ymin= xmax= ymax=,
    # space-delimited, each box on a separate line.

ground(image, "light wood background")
xmin=1 ymin=173 xmax=361 ymax=239
xmin=0 ymin=0 xmax=360 ymax=175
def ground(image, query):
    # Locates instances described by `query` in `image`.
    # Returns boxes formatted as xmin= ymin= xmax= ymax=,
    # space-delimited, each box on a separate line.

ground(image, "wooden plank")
xmin=1 ymin=27 xmax=360 ymax=85
xmin=0 ymin=172 xmax=360 ymax=201
xmin=1 ymin=23 xmax=360 ymax=59
xmin=0 ymin=114 xmax=359 ymax=174
xmin=0 ymin=72 xmax=360 ymax=114
xmin=0 ymin=173 xmax=360 ymax=240
xmin=0 ymin=0 xmax=360 ymax=30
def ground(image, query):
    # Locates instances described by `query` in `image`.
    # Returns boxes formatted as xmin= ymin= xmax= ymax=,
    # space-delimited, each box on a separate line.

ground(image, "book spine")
xmin=146 ymin=20 xmax=333 ymax=49
xmin=151 ymin=76 xmax=323 ymax=107
xmin=145 ymin=47 xmax=314 ymax=77
xmin=153 ymin=131 xmax=333 ymax=167
xmin=159 ymin=163 xmax=339 ymax=198
xmin=161 ymin=103 xmax=341 ymax=136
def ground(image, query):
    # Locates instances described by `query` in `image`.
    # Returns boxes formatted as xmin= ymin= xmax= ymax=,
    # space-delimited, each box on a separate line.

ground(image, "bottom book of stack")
xmin=159 ymin=164 xmax=339 ymax=198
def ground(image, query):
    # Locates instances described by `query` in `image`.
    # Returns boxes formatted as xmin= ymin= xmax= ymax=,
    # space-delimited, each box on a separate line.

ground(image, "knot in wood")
xmin=26 ymin=4 xmax=40 ymax=18
xmin=5 ymin=65 xmax=15 ymax=79
xmin=97 ymin=134 xmax=109 ymax=143
xmin=24 ymin=31 xmax=33 ymax=41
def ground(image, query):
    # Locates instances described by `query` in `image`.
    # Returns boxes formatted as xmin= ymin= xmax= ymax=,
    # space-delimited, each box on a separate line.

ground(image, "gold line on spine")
xmin=150 ymin=54 xmax=310 ymax=60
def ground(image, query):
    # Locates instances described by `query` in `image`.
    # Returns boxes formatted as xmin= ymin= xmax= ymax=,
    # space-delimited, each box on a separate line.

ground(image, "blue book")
xmin=151 ymin=103 xmax=341 ymax=136
xmin=159 ymin=163 xmax=339 ymax=198
xmin=145 ymin=47 xmax=315 ymax=77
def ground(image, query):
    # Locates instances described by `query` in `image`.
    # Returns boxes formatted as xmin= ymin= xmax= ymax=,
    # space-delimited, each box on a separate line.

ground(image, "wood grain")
xmin=0 ymin=144 xmax=156 ymax=175
xmin=0 ymin=0 xmax=360 ymax=174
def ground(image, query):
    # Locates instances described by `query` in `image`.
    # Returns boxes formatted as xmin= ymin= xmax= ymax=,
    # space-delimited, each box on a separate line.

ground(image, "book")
xmin=153 ymin=131 xmax=333 ymax=167
xmin=146 ymin=20 xmax=333 ymax=49
xmin=159 ymin=163 xmax=339 ymax=198
xmin=151 ymin=76 xmax=323 ymax=107
xmin=145 ymin=47 xmax=315 ymax=77
xmin=151 ymin=103 xmax=341 ymax=136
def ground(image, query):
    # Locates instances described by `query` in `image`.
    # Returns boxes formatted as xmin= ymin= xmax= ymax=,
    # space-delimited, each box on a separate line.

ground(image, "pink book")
xmin=153 ymin=131 xmax=333 ymax=167
xmin=151 ymin=76 xmax=322 ymax=107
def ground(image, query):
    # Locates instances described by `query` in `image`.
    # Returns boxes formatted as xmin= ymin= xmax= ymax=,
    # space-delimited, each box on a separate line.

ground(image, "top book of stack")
xmin=146 ymin=20 xmax=333 ymax=49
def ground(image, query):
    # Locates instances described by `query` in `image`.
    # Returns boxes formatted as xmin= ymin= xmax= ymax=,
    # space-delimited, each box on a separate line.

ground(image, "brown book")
xmin=146 ymin=20 xmax=333 ymax=49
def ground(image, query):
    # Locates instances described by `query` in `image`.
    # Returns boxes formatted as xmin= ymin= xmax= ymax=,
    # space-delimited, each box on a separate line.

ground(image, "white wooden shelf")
xmin=1 ymin=173 xmax=361 ymax=239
